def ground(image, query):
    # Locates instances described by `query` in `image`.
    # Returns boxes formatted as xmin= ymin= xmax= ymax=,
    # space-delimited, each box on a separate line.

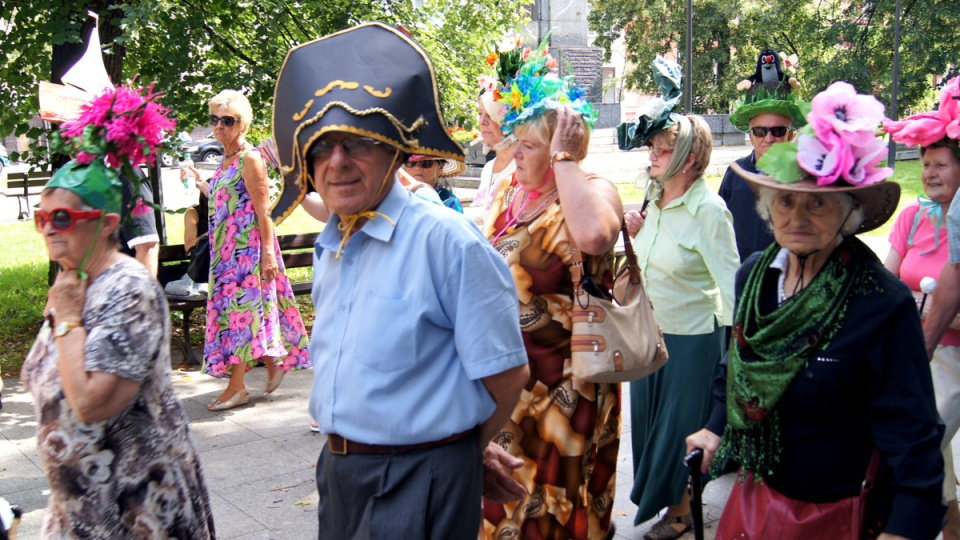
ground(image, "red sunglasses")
xmin=35 ymin=208 xmax=103 ymax=233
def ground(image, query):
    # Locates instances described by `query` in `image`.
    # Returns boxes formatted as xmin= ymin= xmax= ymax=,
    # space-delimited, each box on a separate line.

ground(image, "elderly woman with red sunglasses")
xmin=23 ymin=159 xmax=216 ymax=538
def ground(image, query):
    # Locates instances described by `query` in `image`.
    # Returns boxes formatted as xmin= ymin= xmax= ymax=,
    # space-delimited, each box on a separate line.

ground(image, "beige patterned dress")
xmin=481 ymin=179 xmax=621 ymax=540
xmin=21 ymin=258 xmax=215 ymax=539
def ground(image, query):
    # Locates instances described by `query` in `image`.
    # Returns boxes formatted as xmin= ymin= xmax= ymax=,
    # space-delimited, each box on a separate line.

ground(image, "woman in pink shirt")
xmin=885 ymin=136 xmax=960 ymax=539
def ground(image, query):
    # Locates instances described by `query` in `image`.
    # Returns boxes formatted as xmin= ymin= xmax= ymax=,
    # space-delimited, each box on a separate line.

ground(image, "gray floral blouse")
xmin=22 ymin=258 xmax=215 ymax=539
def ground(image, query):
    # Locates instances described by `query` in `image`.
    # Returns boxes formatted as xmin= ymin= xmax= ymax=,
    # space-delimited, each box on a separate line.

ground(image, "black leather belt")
xmin=326 ymin=429 xmax=474 ymax=456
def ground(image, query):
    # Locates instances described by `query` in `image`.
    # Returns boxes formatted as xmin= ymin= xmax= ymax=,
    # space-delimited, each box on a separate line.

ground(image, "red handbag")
xmin=716 ymin=451 xmax=880 ymax=540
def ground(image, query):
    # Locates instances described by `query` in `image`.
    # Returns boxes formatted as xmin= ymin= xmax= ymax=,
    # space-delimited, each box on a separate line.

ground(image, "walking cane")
xmin=684 ymin=449 xmax=705 ymax=540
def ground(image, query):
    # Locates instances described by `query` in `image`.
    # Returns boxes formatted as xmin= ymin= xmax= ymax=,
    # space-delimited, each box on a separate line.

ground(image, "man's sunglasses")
xmin=404 ymin=160 xmax=439 ymax=169
xmin=35 ymin=208 xmax=103 ymax=233
xmin=209 ymin=114 xmax=237 ymax=127
xmin=309 ymin=136 xmax=384 ymax=160
xmin=750 ymin=126 xmax=790 ymax=138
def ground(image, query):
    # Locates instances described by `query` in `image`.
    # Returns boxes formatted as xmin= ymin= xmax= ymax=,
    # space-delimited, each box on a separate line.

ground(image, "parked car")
xmin=182 ymin=136 xmax=224 ymax=164
xmin=159 ymin=131 xmax=192 ymax=167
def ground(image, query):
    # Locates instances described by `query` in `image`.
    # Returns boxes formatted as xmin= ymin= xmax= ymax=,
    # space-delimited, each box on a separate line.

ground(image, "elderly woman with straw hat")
xmin=686 ymin=81 xmax=945 ymax=540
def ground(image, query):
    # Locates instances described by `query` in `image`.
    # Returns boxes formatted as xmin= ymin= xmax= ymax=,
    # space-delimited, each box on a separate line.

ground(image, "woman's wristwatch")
xmin=54 ymin=321 xmax=83 ymax=337
xmin=551 ymin=150 xmax=576 ymax=165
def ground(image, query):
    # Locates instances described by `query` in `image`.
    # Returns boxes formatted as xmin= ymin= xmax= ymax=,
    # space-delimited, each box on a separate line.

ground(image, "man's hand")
xmin=482 ymin=442 xmax=527 ymax=503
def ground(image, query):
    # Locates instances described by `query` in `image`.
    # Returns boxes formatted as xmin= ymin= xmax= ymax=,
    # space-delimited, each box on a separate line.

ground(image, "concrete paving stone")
xmin=206 ymin=490 xmax=270 ymax=540
xmin=196 ymin=437 xmax=314 ymax=491
xmin=0 ymin=449 xmax=45 ymax=494
xmin=216 ymin=468 xmax=319 ymax=539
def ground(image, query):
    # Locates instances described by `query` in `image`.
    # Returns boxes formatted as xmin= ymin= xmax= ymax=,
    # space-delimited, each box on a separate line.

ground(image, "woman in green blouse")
xmin=624 ymin=113 xmax=739 ymax=539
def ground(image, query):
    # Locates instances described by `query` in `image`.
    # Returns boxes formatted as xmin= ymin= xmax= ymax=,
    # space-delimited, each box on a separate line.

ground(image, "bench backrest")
xmin=158 ymin=232 xmax=319 ymax=271
xmin=6 ymin=170 xmax=53 ymax=187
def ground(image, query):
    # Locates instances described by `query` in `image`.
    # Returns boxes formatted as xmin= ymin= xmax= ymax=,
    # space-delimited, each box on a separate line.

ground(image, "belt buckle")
xmin=329 ymin=436 xmax=348 ymax=456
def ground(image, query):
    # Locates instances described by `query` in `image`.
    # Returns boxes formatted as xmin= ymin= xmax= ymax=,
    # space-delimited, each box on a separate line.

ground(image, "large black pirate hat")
xmin=270 ymin=22 xmax=465 ymax=223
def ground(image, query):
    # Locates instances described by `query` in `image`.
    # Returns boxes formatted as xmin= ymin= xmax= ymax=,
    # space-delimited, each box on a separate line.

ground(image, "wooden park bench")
xmin=3 ymin=169 xmax=52 ymax=220
xmin=159 ymin=232 xmax=318 ymax=366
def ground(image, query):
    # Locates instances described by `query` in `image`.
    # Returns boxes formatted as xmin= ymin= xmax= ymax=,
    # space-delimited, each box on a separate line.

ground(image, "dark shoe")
xmin=644 ymin=513 xmax=693 ymax=540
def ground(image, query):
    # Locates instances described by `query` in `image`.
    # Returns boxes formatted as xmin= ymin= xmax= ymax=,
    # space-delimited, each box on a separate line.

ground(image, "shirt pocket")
xmin=792 ymin=355 xmax=858 ymax=413
xmin=354 ymin=293 xmax=419 ymax=373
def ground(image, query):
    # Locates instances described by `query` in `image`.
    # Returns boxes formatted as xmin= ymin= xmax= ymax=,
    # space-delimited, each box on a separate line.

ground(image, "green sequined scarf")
xmin=713 ymin=237 xmax=877 ymax=479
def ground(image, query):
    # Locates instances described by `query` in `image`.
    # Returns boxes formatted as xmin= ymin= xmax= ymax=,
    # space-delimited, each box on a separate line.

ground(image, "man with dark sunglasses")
xmin=721 ymin=86 xmax=806 ymax=261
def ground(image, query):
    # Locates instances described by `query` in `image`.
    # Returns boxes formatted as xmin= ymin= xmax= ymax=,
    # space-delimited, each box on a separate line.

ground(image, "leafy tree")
xmin=0 ymin=0 xmax=531 ymax=165
xmin=588 ymin=0 xmax=959 ymax=116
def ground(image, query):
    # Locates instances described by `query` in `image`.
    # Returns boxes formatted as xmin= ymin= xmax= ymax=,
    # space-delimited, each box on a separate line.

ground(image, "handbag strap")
xmin=570 ymin=216 xmax=641 ymax=289
xmin=862 ymin=448 xmax=881 ymax=492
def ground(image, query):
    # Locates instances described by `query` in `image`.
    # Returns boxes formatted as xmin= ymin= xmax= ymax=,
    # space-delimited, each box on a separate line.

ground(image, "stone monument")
xmin=529 ymin=0 xmax=621 ymax=128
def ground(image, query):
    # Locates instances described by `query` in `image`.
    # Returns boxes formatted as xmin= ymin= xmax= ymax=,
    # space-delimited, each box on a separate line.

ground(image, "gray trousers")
xmin=316 ymin=431 xmax=482 ymax=539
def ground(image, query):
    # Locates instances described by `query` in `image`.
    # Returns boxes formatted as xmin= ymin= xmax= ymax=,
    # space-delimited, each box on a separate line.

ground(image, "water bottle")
xmin=182 ymin=152 xmax=194 ymax=190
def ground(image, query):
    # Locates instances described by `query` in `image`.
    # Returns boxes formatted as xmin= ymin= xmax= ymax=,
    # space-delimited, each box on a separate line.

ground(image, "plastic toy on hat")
xmin=728 ymin=49 xmax=807 ymax=132
xmin=270 ymin=22 xmax=466 ymax=224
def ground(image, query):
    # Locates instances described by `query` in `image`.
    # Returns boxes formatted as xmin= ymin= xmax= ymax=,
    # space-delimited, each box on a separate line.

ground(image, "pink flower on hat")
xmin=797 ymin=132 xmax=848 ymax=185
xmin=810 ymin=81 xmax=886 ymax=147
xmin=884 ymin=76 xmax=960 ymax=147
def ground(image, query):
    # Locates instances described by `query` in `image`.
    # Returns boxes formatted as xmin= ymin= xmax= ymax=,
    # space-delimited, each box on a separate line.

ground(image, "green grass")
xmin=0 ymin=161 xmax=925 ymax=376
xmin=0 ymin=206 xmax=323 ymax=377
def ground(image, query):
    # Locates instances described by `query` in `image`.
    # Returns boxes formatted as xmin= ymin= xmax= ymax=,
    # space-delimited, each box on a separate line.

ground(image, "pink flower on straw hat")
xmin=883 ymin=76 xmax=960 ymax=147
xmin=796 ymin=131 xmax=849 ymax=185
xmin=810 ymin=81 xmax=886 ymax=147
xmin=759 ymin=81 xmax=892 ymax=187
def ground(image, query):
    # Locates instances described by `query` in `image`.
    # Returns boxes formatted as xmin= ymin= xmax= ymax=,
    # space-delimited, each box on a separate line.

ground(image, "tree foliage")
xmin=0 ymin=0 xmax=531 ymax=165
xmin=588 ymin=0 xmax=960 ymax=115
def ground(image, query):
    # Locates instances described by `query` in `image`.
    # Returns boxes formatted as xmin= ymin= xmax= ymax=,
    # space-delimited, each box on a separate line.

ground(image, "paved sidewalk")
xmin=2 ymin=365 xmax=736 ymax=540
xmin=3 ymin=358 xmax=954 ymax=539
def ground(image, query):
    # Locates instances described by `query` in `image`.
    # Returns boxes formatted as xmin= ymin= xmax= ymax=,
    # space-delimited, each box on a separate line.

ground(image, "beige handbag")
xmin=569 ymin=220 xmax=668 ymax=383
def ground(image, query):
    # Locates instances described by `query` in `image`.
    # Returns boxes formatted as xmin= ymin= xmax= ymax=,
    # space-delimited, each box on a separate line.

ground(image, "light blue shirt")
xmin=948 ymin=189 xmax=960 ymax=263
xmin=308 ymin=180 xmax=527 ymax=445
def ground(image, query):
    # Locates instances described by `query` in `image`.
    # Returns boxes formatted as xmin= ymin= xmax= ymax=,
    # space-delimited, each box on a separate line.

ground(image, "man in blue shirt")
xmin=272 ymin=23 xmax=530 ymax=539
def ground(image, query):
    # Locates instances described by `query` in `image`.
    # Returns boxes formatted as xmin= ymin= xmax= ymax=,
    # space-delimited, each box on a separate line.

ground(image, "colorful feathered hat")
xmin=616 ymin=55 xmax=684 ymax=150
xmin=271 ymin=23 xmax=465 ymax=223
xmin=736 ymin=81 xmax=899 ymax=234
xmin=477 ymin=35 xmax=528 ymax=126
xmin=496 ymin=37 xmax=596 ymax=137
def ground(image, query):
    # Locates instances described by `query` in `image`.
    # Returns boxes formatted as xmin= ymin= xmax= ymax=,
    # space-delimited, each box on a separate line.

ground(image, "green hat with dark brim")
xmin=45 ymin=159 xmax=122 ymax=214
xmin=617 ymin=55 xmax=683 ymax=150
xmin=729 ymin=89 xmax=809 ymax=132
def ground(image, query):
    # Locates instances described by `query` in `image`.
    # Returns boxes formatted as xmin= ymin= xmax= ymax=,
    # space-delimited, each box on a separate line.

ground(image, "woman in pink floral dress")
xmin=183 ymin=89 xmax=310 ymax=411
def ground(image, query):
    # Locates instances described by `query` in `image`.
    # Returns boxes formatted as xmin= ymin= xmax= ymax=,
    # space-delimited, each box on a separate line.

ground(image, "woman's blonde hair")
xmin=649 ymin=115 xmax=713 ymax=177
xmin=512 ymin=109 xmax=592 ymax=162
xmin=208 ymin=90 xmax=253 ymax=136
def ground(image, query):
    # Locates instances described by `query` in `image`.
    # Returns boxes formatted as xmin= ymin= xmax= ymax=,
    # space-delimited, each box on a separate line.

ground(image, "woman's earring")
xmin=682 ymin=168 xmax=688 ymax=174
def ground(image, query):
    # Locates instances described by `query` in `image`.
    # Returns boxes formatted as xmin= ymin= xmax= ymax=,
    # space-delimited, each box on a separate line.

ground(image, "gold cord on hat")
xmin=333 ymin=149 xmax=402 ymax=259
